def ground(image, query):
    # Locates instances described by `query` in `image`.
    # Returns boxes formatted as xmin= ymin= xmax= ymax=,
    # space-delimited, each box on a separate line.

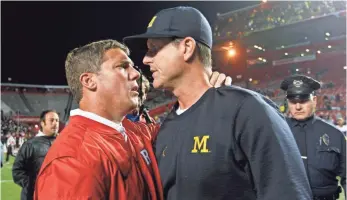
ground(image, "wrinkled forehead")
xmin=103 ymin=48 xmax=134 ymax=65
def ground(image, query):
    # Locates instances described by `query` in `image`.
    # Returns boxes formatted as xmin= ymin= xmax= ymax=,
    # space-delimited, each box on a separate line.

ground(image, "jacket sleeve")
xmin=34 ymin=157 xmax=107 ymax=200
xmin=12 ymin=142 xmax=31 ymax=188
xmin=124 ymin=119 xmax=160 ymax=144
xmin=338 ymin=132 xmax=346 ymax=196
xmin=140 ymin=123 xmax=160 ymax=144
xmin=234 ymin=96 xmax=313 ymax=200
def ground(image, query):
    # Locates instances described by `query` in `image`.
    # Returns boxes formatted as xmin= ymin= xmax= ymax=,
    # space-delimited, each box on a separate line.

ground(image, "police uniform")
xmin=281 ymin=75 xmax=346 ymax=200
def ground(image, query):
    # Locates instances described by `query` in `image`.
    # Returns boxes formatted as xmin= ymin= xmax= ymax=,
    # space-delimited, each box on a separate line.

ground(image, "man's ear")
xmin=312 ymin=95 xmax=317 ymax=108
xmin=40 ymin=121 xmax=45 ymax=129
xmin=79 ymin=72 xmax=97 ymax=91
xmin=181 ymin=37 xmax=197 ymax=62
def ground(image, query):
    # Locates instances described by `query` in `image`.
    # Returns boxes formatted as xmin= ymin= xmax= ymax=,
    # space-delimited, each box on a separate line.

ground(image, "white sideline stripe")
xmin=1 ymin=180 xmax=13 ymax=183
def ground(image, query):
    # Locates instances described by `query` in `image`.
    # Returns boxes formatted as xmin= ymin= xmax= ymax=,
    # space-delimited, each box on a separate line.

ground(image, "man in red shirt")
xmin=34 ymin=40 xmax=163 ymax=200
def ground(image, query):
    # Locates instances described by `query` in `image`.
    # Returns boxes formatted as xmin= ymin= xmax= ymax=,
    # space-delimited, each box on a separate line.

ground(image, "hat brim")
xmin=287 ymin=94 xmax=311 ymax=101
xmin=123 ymin=33 xmax=175 ymax=50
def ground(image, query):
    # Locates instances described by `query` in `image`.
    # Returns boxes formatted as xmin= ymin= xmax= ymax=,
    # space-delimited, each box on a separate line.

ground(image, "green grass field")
xmin=1 ymin=156 xmax=21 ymax=200
xmin=0 ymin=155 xmax=345 ymax=200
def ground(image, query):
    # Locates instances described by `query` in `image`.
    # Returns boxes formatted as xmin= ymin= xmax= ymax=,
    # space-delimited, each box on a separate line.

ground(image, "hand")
xmin=139 ymin=114 xmax=155 ymax=124
xmin=209 ymin=71 xmax=232 ymax=88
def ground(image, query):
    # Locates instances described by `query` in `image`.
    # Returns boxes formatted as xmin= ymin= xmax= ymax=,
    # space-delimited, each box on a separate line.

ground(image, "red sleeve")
xmin=123 ymin=119 xmax=160 ymax=144
xmin=139 ymin=122 xmax=160 ymax=144
xmin=34 ymin=157 xmax=107 ymax=200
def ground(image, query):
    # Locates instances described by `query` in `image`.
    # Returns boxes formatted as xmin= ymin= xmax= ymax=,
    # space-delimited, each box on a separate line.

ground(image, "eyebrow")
xmin=117 ymin=60 xmax=135 ymax=67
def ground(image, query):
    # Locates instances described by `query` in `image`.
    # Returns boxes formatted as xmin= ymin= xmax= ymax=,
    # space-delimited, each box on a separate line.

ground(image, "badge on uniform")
xmin=293 ymin=80 xmax=303 ymax=87
xmin=320 ymin=134 xmax=330 ymax=146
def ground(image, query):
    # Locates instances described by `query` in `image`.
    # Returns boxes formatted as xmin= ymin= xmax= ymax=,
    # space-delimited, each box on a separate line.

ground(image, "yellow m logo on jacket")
xmin=191 ymin=135 xmax=210 ymax=153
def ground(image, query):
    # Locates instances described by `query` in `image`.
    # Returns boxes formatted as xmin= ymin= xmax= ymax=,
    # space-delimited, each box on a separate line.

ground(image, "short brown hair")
xmin=65 ymin=40 xmax=130 ymax=103
xmin=172 ymin=38 xmax=212 ymax=68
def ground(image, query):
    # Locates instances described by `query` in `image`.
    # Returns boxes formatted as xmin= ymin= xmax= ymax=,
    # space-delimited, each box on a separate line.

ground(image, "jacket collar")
xmin=36 ymin=131 xmax=47 ymax=137
xmin=70 ymin=109 xmax=125 ymax=134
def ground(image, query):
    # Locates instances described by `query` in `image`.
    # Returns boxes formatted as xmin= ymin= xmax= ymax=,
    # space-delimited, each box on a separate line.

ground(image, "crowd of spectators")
xmin=215 ymin=1 xmax=346 ymax=40
xmin=1 ymin=110 xmax=38 ymax=165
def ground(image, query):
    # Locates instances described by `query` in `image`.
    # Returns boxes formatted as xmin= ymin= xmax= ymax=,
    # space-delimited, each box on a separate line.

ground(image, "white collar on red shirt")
xmin=70 ymin=109 xmax=127 ymax=141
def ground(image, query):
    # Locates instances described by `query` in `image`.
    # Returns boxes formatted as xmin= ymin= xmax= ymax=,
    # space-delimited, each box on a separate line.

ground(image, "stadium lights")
xmin=317 ymin=50 xmax=321 ymax=54
xmin=258 ymin=57 xmax=263 ymax=61
xmin=306 ymin=49 xmax=310 ymax=52
xmin=325 ymin=32 xmax=330 ymax=37
xmin=249 ymin=78 xmax=253 ymax=82
xmin=281 ymin=45 xmax=284 ymax=48
xmin=301 ymin=53 xmax=304 ymax=57
xmin=328 ymin=45 xmax=332 ymax=48
xmin=296 ymin=69 xmax=299 ymax=72
xmin=325 ymin=37 xmax=329 ymax=40
xmin=258 ymin=47 xmax=263 ymax=50
xmin=228 ymin=49 xmax=236 ymax=57
xmin=284 ymin=52 xmax=288 ymax=56
xmin=254 ymin=45 xmax=259 ymax=48
xmin=344 ymin=66 xmax=347 ymax=70
xmin=262 ymin=0 xmax=267 ymax=3
xmin=262 ymin=49 xmax=265 ymax=51
xmin=263 ymin=59 xmax=267 ymax=62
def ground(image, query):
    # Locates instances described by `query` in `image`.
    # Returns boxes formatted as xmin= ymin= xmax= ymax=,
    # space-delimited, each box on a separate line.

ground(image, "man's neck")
xmin=172 ymin=67 xmax=212 ymax=110
xmin=79 ymin=98 xmax=125 ymax=124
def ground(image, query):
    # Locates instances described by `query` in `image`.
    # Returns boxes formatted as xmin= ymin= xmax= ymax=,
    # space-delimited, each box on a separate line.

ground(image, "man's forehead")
xmin=46 ymin=112 xmax=59 ymax=118
xmin=104 ymin=48 xmax=133 ymax=65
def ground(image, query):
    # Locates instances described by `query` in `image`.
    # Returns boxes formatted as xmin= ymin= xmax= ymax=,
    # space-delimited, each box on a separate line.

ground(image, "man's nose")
xmin=143 ymin=55 xmax=153 ymax=66
xmin=130 ymin=66 xmax=140 ymax=81
xmin=295 ymin=103 xmax=302 ymax=110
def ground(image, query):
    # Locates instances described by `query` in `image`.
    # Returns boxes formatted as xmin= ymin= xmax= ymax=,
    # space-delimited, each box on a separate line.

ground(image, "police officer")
xmin=281 ymin=75 xmax=346 ymax=200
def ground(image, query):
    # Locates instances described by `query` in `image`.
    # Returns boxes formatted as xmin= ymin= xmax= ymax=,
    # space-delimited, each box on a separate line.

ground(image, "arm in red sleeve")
xmin=34 ymin=157 xmax=107 ymax=200
xmin=123 ymin=119 xmax=160 ymax=144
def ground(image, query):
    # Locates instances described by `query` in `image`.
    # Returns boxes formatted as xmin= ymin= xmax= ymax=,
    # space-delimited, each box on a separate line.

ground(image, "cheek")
xmin=100 ymin=73 xmax=127 ymax=94
xmin=156 ymin=52 xmax=179 ymax=73
xmin=288 ymin=104 xmax=295 ymax=111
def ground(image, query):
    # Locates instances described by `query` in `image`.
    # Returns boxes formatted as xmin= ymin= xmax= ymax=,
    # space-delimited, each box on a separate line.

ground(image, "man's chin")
xmin=130 ymin=100 xmax=139 ymax=109
xmin=293 ymin=115 xmax=308 ymax=121
xmin=153 ymin=80 xmax=164 ymax=89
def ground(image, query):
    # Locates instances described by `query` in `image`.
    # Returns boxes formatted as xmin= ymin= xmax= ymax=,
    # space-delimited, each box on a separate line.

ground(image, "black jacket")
xmin=286 ymin=116 xmax=346 ymax=197
xmin=12 ymin=135 xmax=56 ymax=200
xmin=155 ymin=86 xmax=312 ymax=200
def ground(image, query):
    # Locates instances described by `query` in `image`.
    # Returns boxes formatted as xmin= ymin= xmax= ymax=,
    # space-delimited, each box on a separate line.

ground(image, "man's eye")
xmin=146 ymin=47 xmax=159 ymax=57
xmin=117 ymin=63 xmax=129 ymax=69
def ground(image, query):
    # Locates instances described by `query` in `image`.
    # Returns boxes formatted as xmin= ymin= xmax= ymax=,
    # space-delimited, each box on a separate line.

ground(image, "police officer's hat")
xmin=280 ymin=75 xmax=321 ymax=100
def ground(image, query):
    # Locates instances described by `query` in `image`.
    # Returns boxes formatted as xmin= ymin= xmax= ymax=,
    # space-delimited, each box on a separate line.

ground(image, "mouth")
xmin=152 ymin=71 xmax=158 ymax=78
xmin=131 ymin=86 xmax=139 ymax=95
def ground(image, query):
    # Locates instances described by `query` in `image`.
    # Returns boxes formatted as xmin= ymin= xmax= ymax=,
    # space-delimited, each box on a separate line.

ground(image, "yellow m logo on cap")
xmin=148 ymin=16 xmax=157 ymax=28
xmin=191 ymin=135 xmax=210 ymax=153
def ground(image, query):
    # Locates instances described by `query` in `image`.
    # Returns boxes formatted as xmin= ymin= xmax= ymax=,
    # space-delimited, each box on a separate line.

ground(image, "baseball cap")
xmin=123 ymin=6 xmax=212 ymax=50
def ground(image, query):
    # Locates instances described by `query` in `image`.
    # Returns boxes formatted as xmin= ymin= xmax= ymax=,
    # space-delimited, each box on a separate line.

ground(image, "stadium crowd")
xmin=215 ymin=1 xmax=346 ymax=40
